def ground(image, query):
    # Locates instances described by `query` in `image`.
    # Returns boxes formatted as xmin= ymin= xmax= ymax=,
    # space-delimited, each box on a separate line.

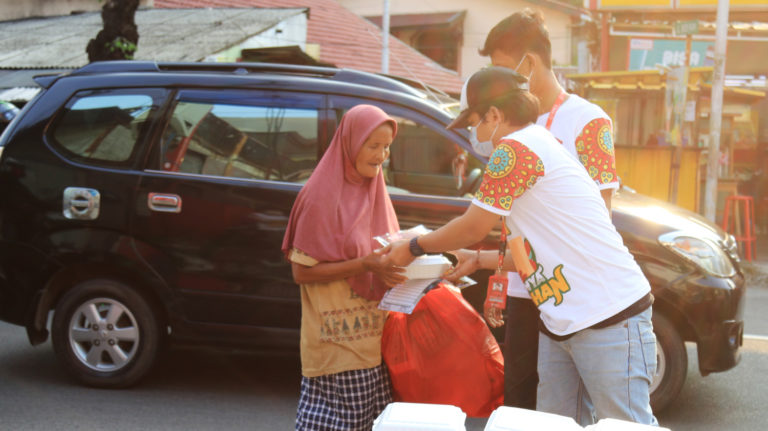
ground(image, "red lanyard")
xmin=545 ymin=92 xmax=568 ymax=131
xmin=497 ymin=217 xmax=507 ymax=273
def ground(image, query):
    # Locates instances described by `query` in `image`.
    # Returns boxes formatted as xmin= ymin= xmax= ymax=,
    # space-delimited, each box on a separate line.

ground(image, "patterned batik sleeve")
xmin=472 ymin=140 xmax=545 ymax=215
xmin=574 ymin=117 xmax=619 ymax=189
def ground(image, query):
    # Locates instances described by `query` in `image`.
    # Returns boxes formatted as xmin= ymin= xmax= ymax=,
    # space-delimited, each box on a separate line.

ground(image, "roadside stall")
xmin=567 ymin=67 xmax=765 ymax=219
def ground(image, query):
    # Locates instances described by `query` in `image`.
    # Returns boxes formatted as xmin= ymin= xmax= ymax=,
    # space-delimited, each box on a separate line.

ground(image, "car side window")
xmin=388 ymin=115 xmax=457 ymax=176
xmin=157 ymin=92 xmax=320 ymax=183
xmin=49 ymin=90 xmax=162 ymax=165
xmin=331 ymin=98 xmax=479 ymax=197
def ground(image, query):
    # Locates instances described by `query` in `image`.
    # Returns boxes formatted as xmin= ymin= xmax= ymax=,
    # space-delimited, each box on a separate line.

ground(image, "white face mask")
xmin=514 ymin=54 xmax=532 ymax=90
xmin=469 ymin=116 xmax=499 ymax=158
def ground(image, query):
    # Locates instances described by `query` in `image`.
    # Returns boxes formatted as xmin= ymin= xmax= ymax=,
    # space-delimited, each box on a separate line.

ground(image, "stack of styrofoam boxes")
xmin=484 ymin=406 xmax=583 ymax=431
xmin=403 ymin=254 xmax=453 ymax=280
xmin=584 ymin=418 xmax=671 ymax=430
xmin=372 ymin=403 xmax=672 ymax=431
xmin=372 ymin=402 xmax=467 ymax=431
xmin=484 ymin=407 xmax=671 ymax=431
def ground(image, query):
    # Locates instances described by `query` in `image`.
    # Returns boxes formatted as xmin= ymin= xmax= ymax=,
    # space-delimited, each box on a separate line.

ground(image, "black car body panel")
xmin=0 ymin=62 xmax=743 ymax=397
xmin=613 ymin=189 xmax=745 ymax=374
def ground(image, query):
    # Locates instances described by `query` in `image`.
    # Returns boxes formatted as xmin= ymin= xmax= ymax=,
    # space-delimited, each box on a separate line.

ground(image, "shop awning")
xmin=567 ymin=67 xmax=766 ymax=102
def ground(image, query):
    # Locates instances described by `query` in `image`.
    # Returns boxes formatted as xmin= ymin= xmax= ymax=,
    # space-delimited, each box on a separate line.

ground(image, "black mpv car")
xmin=0 ymin=61 xmax=744 ymax=412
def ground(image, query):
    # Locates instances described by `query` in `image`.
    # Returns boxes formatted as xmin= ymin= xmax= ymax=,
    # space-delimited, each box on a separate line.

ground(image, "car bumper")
xmin=0 ymin=241 xmax=55 ymax=327
xmin=697 ymin=318 xmax=744 ymax=375
xmin=643 ymin=257 xmax=746 ymax=376
xmin=683 ymin=272 xmax=745 ymax=375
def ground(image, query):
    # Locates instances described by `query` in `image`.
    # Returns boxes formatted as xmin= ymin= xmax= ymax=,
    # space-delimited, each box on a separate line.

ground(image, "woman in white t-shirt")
xmin=385 ymin=67 xmax=657 ymax=426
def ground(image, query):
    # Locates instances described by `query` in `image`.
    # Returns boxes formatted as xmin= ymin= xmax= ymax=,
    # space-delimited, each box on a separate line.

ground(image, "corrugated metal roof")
xmin=0 ymin=7 xmax=306 ymax=68
xmin=0 ymin=68 xmax=72 ymax=88
xmin=0 ymin=87 xmax=40 ymax=102
xmin=155 ymin=0 xmax=463 ymax=95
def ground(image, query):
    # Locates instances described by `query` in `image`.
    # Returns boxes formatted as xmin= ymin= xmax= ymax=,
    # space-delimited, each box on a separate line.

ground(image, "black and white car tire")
xmin=52 ymin=279 xmax=162 ymax=388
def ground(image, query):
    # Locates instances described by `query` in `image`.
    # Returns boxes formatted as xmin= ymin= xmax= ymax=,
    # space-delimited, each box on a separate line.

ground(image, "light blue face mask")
xmin=469 ymin=116 xmax=499 ymax=158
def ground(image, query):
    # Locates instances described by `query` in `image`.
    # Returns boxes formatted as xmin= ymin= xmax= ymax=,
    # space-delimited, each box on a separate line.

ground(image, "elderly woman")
xmin=282 ymin=104 xmax=406 ymax=431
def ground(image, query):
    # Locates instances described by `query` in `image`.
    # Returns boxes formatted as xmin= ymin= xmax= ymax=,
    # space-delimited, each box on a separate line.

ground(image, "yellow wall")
xmin=616 ymin=146 xmax=701 ymax=211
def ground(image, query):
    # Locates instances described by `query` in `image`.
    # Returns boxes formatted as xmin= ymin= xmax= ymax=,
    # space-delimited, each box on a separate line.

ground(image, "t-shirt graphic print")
xmin=536 ymin=94 xmax=619 ymax=191
xmin=475 ymin=139 xmax=545 ymax=211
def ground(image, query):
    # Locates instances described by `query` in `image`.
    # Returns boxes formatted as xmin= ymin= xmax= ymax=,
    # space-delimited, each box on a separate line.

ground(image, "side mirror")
xmin=459 ymin=168 xmax=483 ymax=196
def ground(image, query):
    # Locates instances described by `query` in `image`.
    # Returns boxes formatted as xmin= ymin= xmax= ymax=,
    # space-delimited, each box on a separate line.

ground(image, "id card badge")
xmin=484 ymin=273 xmax=508 ymax=310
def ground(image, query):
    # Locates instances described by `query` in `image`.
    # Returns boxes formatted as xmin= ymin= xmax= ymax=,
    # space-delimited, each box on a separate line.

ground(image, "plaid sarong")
xmin=295 ymin=364 xmax=392 ymax=431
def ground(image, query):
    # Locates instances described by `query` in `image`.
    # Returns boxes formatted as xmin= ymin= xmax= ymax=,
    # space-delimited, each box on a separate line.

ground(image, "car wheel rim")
xmin=649 ymin=338 xmax=665 ymax=394
xmin=68 ymin=297 xmax=140 ymax=372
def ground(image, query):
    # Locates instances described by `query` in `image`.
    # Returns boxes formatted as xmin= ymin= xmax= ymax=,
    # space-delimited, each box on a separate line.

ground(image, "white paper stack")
xmin=372 ymin=402 xmax=467 ymax=431
xmin=378 ymin=254 xmax=452 ymax=314
xmin=377 ymin=279 xmax=437 ymax=314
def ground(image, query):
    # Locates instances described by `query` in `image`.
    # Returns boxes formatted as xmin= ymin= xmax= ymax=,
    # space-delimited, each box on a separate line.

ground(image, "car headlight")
xmin=658 ymin=232 xmax=735 ymax=278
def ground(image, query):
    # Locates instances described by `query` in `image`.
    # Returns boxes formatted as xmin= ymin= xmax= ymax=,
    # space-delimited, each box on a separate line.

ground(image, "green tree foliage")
xmin=87 ymin=0 xmax=140 ymax=62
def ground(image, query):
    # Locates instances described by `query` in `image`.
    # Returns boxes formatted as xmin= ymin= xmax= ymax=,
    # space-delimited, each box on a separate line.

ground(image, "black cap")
xmin=447 ymin=66 xmax=529 ymax=130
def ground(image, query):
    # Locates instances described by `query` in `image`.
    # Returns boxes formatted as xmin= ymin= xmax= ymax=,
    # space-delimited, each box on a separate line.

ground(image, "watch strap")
xmin=409 ymin=236 xmax=426 ymax=257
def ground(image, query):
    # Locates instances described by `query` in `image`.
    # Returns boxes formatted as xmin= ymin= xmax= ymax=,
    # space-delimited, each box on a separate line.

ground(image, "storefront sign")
xmin=677 ymin=0 xmax=767 ymax=7
xmin=598 ymin=0 xmax=672 ymax=7
xmin=674 ymin=20 xmax=699 ymax=35
xmin=628 ymin=38 xmax=714 ymax=70
xmin=598 ymin=0 xmax=767 ymax=8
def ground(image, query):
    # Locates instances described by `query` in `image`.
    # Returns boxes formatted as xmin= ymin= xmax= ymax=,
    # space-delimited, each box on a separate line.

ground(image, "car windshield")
xmin=415 ymin=90 xmax=460 ymax=116
xmin=383 ymin=75 xmax=460 ymax=116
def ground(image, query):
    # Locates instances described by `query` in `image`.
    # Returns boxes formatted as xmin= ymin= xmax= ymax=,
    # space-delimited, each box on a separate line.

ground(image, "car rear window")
xmin=49 ymin=90 xmax=163 ymax=165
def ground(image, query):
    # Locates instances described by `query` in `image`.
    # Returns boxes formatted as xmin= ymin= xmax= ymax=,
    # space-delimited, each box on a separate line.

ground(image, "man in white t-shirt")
xmin=385 ymin=66 xmax=657 ymax=426
xmin=470 ymin=9 xmax=622 ymax=414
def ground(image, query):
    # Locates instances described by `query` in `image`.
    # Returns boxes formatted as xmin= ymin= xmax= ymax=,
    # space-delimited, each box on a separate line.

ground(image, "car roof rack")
xmin=68 ymin=61 xmax=429 ymax=99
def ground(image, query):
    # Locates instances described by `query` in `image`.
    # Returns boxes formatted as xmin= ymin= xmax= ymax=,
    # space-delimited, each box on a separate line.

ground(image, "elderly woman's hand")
xmin=363 ymin=247 xmax=407 ymax=287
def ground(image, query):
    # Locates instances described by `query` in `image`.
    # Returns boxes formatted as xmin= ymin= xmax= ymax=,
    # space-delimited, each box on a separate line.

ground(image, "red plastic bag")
xmin=382 ymin=283 xmax=504 ymax=417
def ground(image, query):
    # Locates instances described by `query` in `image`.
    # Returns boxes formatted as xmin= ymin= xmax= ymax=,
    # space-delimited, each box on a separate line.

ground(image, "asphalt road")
xmin=1 ymin=286 xmax=767 ymax=430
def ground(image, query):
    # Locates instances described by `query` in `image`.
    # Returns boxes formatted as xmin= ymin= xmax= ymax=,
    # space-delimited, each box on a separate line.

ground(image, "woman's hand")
xmin=443 ymin=249 xmax=481 ymax=282
xmin=363 ymin=247 xmax=407 ymax=287
xmin=484 ymin=304 xmax=505 ymax=328
xmin=383 ymin=239 xmax=417 ymax=267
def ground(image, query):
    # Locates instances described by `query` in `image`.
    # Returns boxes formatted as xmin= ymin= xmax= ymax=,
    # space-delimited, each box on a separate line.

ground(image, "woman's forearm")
xmin=418 ymin=205 xmax=499 ymax=255
xmin=476 ymin=249 xmax=518 ymax=272
xmin=292 ymin=258 xmax=367 ymax=284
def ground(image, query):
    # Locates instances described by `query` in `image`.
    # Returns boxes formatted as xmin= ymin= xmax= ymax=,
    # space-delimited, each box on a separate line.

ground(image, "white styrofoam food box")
xmin=372 ymin=402 xmax=466 ymax=431
xmin=484 ymin=406 xmax=583 ymax=431
xmin=403 ymin=254 xmax=452 ymax=280
xmin=584 ymin=418 xmax=671 ymax=431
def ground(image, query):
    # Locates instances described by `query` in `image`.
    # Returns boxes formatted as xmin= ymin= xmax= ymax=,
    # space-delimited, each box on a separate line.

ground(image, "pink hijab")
xmin=281 ymin=104 xmax=400 ymax=300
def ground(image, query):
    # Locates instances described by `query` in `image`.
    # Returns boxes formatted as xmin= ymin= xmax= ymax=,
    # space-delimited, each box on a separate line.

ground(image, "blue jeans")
xmin=536 ymin=307 xmax=658 ymax=426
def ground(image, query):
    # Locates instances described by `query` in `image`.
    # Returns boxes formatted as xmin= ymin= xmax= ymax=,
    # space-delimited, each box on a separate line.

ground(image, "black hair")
xmin=479 ymin=9 xmax=552 ymax=69
xmin=480 ymin=91 xmax=540 ymax=128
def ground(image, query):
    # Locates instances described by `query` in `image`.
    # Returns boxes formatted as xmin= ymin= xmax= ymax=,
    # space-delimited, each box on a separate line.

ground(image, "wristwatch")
xmin=409 ymin=236 xmax=426 ymax=257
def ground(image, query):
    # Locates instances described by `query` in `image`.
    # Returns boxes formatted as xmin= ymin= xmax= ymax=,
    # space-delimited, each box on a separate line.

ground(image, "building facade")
xmin=338 ymin=0 xmax=582 ymax=79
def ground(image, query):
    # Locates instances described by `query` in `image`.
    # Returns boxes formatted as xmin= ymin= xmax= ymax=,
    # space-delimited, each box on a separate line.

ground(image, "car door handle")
xmin=148 ymin=193 xmax=182 ymax=213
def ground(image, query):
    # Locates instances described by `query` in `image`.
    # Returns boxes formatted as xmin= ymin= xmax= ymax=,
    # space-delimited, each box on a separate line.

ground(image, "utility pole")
xmin=381 ymin=0 xmax=390 ymax=74
xmin=668 ymin=20 xmax=697 ymax=204
xmin=704 ymin=0 xmax=729 ymax=221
